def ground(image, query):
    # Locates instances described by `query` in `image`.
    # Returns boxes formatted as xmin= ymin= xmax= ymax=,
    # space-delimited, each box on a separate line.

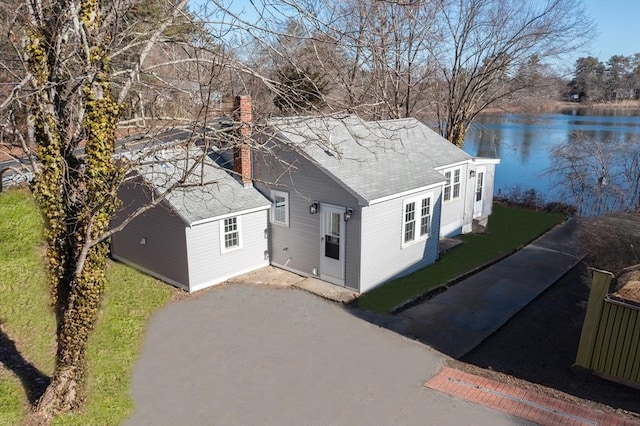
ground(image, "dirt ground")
xmin=455 ymin=262 xmax=640 ymax=420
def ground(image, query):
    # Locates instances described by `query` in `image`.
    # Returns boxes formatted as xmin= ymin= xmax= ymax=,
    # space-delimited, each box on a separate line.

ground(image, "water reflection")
xmin=463 ymin=110 xmax=640 ymax=213
xmin=560 ymin=107 xmax=640 ymax=118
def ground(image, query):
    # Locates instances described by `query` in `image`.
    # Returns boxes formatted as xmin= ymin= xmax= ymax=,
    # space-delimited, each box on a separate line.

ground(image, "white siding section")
xmin=185 ymin=209 xmax=269 ymax=291
xmin=359 ymin=186 xmax=442 ymax=293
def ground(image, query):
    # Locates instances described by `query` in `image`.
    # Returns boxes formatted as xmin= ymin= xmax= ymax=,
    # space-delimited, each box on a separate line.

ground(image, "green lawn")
xmin=356 ymin=204 xmax=565 ymax=313
xmin=0 ymin=189 xmax=175 ymax=425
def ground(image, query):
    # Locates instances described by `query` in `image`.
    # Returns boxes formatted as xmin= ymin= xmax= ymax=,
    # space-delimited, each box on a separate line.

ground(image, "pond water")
xmin=463 ymin=107 xmax=640 ymax=206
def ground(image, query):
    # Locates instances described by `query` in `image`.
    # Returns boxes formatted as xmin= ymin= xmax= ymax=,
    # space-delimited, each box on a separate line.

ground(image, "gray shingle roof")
xmin=137 ymin=148 xmax=270 ymax=225
xmin=267 ymin=116 xmax=471 ymax=203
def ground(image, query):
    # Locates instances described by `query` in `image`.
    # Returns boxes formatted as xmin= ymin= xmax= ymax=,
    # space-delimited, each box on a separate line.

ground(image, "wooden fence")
xmin=575 ymin=269 xmax=640 ymax=389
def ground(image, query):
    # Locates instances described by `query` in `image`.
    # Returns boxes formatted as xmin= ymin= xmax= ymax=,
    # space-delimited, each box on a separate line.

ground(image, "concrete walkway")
xmin=396 ymin=219 xmax=586 ymax=359
xmin=294 ymin=277 xmax=359 ymax=303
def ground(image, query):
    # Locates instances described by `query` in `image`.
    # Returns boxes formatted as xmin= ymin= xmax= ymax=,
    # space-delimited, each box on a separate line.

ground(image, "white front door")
xmin=473 ymin=168 xmax=486 ymax=218
xmin=320 ymin=204 xmax=345 ymax=286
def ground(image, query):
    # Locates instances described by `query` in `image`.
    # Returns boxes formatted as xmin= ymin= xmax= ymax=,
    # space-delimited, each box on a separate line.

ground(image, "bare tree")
xmin=222 ymin=0 xmax=441 ymax=120
xmin=430 ymin=0 xmax=594 ymax=146
xmin=298 ymin=0 xmax=441 ymax=120
xmin=548 ymin=133 xmax=640 ymax=216
xmin=207 ymin=0 xmax=593 ymax=138
xmin=0 ymin=0 xmax=237 ymax=419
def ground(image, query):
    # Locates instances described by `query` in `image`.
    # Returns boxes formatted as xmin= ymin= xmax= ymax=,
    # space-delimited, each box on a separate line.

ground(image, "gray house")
xmin=111 ymin=147 xmax=271 ymax=292
xmin=252 ymin=113 xmax=499 ymax=293
xmin=112 ymin=96 xmax=498 ymax=294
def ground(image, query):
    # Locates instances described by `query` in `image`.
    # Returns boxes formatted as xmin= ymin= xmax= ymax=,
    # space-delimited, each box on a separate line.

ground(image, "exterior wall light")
xmin=469 ymin=170 xmax=476 ymax=178
xmin=309 ymin=201 xmax=319 ymax=214
xmin=344 ymin=208 xmax=353 ymax=222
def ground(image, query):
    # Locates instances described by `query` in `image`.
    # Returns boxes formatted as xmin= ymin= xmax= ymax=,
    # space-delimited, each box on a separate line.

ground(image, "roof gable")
xmin=266 ymin=116 xmax=471 ymax=203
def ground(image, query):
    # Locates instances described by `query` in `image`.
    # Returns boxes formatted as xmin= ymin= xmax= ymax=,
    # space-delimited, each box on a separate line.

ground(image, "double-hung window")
xmin=403 ymin=201 xmax=416 ymax=244
xmin=270 ymin=190 xmax=289 ymax=226
xmin=220 ymin=216 xmax=242 ymax=253
xmin=420 ymin=197 xmax=431 ymax=237
xmin=443 ymin=168 xmax=461 ymax=202
xmin=402 ymin=194 xmax=432 ymax=247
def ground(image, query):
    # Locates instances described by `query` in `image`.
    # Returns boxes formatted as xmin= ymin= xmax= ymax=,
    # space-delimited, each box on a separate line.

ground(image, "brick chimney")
xmin=233 ymin=95 xmax=252 ymax=187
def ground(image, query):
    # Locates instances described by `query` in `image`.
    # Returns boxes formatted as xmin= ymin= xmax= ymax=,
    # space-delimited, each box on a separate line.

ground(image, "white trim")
xmin=188 ymin=205 xmax=270 ymax=227
xmin=369 ymin=181 xmax=443 ymax=205
xmin=270 ymin=189 xmax=290 ymax=227
xmin=220 ymin=216 xmax=243 ymax=254
xmin=442 ymin=167 xmax=462 ymax=202
xmin=111 ymin=254 xmax=189 ymax=291
xmin=434 ymin=160 xmax=471 ymax=171
xmin=189 ymin=261 xmax=270 ymax=292
xmin=401 ymin=192 xmax=433 ymax=248
xmin=470 ymin=157 xmax=501 ymax=165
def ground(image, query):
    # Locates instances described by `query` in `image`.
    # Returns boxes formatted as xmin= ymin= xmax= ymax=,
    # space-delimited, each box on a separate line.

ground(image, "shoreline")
xmin=483 ymin=100 xmax=640 ymax=115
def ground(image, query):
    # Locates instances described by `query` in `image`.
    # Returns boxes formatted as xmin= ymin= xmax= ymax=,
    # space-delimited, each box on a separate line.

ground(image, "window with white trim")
xmin=220 ymin=216 xmax=242 ymax=253
xmin=420 ymin=197 xmax=431 ymax=237
xmin=270 ymin=190 xmax=289 ymax=226
xmin=403 ymin=201 xmax=416 ymax=244
xmin=443 ymin=168 xmax=461 ymax=202
xmin=402 ymin=194 xmax=433 ymax=246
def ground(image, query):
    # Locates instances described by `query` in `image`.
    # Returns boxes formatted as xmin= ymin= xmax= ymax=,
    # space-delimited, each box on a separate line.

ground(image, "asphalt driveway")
xmin=125 ymin=285 xmax=527 ymax=425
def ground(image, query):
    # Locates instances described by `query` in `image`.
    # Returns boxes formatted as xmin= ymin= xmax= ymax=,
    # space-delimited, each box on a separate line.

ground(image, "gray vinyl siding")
xmin=440 ymin=163 xmax=472 ymax=237
xmin=359 ymin=187 xmax=442 ymax=293
xmin=254 ymin=147 xmax=362 ymax=291
xmin=185 ymin=209 xmax=269 ymax=291
xmin=111 ymin=180 xmax=190 ymax=289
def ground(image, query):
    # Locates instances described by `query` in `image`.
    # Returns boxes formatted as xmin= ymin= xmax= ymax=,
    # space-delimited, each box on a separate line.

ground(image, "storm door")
xmin=320 ymin=204 xmax=345 ymax=286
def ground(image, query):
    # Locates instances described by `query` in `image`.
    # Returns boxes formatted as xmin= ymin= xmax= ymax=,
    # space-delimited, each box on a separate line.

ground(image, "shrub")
xmin=497 ymin=185 xmax=577 ymax=215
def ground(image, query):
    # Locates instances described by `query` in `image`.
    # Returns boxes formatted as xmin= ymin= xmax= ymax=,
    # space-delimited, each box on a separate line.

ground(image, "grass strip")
xmin=0 ymin=189 xmax=175 ymax=425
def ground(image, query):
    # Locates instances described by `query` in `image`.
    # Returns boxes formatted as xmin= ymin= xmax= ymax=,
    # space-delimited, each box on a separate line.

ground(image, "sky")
xmin=579 ymin=0 xmax=640 ymax=61
xmin=198 ymin=0 xmax=640 ymax=63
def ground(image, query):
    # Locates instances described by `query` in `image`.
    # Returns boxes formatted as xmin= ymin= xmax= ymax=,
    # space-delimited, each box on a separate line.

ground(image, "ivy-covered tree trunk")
xmin=32 ymin=89 xmax=121 ymax=417
xmin=445 ymin=120 xmax=467 ymax=147
xmin=25 ymin=0 xmax=123 ymax=420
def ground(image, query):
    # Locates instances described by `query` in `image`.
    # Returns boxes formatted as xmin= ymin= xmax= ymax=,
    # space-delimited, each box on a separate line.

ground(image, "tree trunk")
xmin=29 ymin=77 xmax=118 ymax=418
xmin=32 ymin=239 xmax=109 ymax=418
xmin=33 ymin=364 xmax=83 ymax=419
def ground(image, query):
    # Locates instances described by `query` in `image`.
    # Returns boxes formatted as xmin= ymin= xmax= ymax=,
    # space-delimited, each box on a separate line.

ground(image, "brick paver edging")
xmin=425 ymin=366 xmax=637 ymax=426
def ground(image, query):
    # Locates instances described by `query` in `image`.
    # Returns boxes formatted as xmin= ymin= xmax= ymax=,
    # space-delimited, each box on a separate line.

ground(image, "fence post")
xmin=575 ymin=268 xmax=614 ymax=369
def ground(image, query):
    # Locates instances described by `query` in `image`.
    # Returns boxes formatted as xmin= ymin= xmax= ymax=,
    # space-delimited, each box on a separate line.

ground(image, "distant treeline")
xmin=567 ymin=54 xmax=640 ymax=102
